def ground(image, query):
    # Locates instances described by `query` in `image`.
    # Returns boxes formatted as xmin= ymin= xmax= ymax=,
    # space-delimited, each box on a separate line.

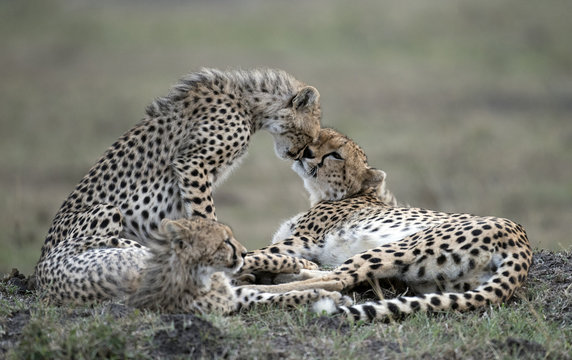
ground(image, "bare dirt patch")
xmin=526 ymin=250 xmax=572 ymax=327
xmin=151 ymin=314 xmax=225 ymax=359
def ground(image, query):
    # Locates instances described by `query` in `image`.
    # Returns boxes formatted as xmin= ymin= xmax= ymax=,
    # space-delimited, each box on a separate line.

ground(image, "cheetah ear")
xmin=160 ymin=219 xmax=195 ymax=249
xmin=160 ymin=219 xmax=187 ymax=237
xmin=361 ymin=168 xmax=386 ymax=191
xmin=160 ymin=218 xmax=177 ymax=233
xmin=292 ymin=86 xmax=320 ymax=111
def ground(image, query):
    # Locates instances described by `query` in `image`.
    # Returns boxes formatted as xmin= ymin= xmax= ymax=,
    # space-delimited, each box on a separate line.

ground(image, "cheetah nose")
xmin=241 ymin=251 xmax=247 ymax=259
xmin=302 ymin=146 xmax=314 ymax=159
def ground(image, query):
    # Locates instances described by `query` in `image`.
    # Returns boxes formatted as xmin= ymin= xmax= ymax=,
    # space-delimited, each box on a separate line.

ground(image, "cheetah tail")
xmin=313 ymin=261 xmax=531 ymax=322
xmin=314 ymin=289 xmax=496 ymax=322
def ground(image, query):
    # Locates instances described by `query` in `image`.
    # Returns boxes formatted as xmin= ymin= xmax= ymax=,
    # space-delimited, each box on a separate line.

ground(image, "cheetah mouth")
xmin=293 ymin=158 xmax=318 ymax=179
xmin=230 ymin=259 xmax=243 ymax=273
xmin=288 ymin=145 xmax=308 ymax=161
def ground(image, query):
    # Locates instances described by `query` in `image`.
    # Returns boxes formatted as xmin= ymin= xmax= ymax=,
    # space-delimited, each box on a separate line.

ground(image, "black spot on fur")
xmin=387 ymin=302 xmax=400 ymax=316
xmin=362 ymin=305 xmax=377 ymax=320
xmin=430 ymin=297 xmax=441 ymax=306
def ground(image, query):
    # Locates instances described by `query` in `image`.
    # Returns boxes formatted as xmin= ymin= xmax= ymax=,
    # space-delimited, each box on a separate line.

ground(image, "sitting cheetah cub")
xmin=246 ymin=128 xmax=532 ymax=321
xmin=128 ymin=218 xmax=350 ymax=314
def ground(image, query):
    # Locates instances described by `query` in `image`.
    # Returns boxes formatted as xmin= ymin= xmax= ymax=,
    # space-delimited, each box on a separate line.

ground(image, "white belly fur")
xmin=317 ymin=218 xmax=445 ymax=266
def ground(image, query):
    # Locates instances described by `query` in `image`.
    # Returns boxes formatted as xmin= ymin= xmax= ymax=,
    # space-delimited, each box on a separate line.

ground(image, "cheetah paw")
xmin=233 ymin=273 xmax=256 ymax=285
xmin=297 ymin=258 xmax=319 ymax=271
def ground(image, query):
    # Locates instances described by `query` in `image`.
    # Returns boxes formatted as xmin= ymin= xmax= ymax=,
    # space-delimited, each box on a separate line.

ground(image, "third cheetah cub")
xmin=128 ymin=218 xmax=350 ymax=314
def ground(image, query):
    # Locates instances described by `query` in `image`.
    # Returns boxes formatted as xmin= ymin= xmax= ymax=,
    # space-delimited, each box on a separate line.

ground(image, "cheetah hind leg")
xmin=35 ymin=236 xmax=151 ymax=304
xmin=44 ymin=204 xmax=126 ymax=248
xmin=238 ymin=273 xmax=345 ymax=294
xmin=232 ymin=286 xmax=352 ymax=312
xmin=270 ymin=269 xmax=332 ymax=284
xmin=313 ymin=220 xmax=533 ymax=322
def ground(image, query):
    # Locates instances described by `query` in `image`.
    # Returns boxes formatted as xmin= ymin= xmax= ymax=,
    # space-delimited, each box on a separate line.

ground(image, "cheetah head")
xmin=159 ymin=218 xmax=247 ymax=274
xmin=292 ymin=128 xmax=386 ymax=205
xmin=265 ymin=86 xmax=321 ymax=160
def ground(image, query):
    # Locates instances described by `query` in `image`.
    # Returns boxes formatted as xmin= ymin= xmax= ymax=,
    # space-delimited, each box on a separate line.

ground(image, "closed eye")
xmin=316 ymin=151 xmax=344 ymax=170
xmin=325 ymin=152 xmax=343 ymax=160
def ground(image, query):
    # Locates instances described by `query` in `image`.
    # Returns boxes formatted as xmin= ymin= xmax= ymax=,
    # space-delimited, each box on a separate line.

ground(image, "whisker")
xmin=308 ymin=166 xmax=318 ymax=177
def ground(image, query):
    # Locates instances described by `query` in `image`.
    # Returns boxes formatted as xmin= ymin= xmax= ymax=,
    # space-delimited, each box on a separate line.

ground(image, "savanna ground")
xmin=1 ymin=0 xmax=571 ymax=358
xmin=1 ymin=250 xmax=570 ymax=359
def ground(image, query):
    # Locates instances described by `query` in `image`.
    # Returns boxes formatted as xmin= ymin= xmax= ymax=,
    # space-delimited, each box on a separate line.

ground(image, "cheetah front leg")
xmin=172 ymin=154 xmax=217 ymax=220
xmin=235 ymin=236 xmax=320 ymax=285
xmin=238 ymin=235 xmax=320 ymax=275
xmin=240 ymin=252 xmax=318 ymax=275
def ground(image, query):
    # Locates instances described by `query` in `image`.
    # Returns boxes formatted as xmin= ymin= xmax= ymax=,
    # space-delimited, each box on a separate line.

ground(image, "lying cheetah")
xmin=34 ymin=68 xmax=321 ymax=303
xmin=246 ymin=128 xmax=533 ymax=321
xmin=127 ymin=218 xmax=350 ymax=314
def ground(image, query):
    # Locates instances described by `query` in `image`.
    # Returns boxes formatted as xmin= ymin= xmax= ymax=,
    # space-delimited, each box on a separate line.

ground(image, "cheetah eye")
xmin=326 ymin=152 xmax=343 ymax=160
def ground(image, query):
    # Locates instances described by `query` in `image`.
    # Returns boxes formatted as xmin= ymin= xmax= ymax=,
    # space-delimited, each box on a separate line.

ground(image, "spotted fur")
xmin=247 ymin=129 xmax=533 ymax=321
xmin=34 ymin=68 xmax=322 ymax=303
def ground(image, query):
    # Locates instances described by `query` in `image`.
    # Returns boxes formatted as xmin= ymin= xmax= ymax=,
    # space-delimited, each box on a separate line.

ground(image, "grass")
xmin=2 ymin=251 xmax=571 ymax=360
xmin=9 ymin=306 xmax=154 ymax=359
xmin=1 ymin=0 xmax=571 ymax=274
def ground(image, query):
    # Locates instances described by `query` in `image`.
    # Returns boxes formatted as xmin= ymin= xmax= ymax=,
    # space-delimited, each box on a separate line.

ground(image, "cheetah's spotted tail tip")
xmin=312 ymin=298 xmax=340 ymax=315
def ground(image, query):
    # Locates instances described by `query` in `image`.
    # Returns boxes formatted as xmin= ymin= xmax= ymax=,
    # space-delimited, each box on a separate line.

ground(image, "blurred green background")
xmin=1 ymin=0 xmax=571 ymax=275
